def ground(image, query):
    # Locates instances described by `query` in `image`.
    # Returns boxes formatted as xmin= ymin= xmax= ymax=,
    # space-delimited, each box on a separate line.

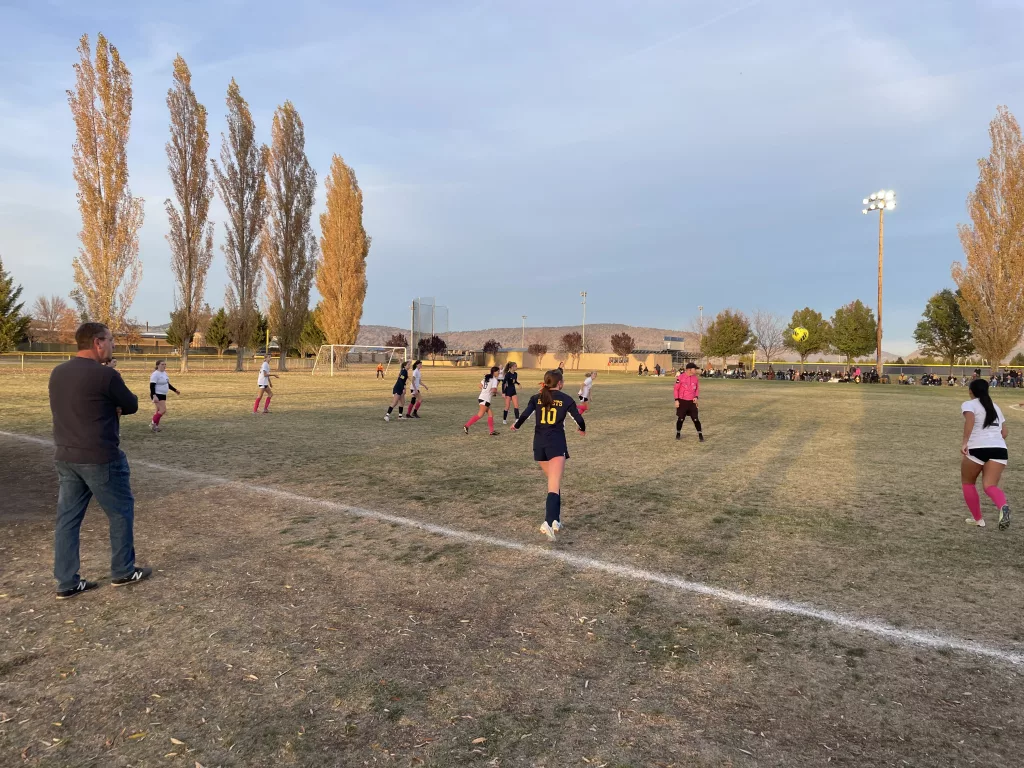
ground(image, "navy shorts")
xmin=393 ymin=386 xmax=405 ymax=396
xmin=534 ymin=437 xmax=569 ymax=462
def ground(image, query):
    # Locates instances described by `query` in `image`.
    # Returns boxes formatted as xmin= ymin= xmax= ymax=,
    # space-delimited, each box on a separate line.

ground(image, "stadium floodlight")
xmin=860 ymin=188 xmax=897 ymax=378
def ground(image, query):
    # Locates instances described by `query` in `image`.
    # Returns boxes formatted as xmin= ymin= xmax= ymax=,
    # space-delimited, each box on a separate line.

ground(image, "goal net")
xmin=312 ymin=345 xmax=407 ymax=377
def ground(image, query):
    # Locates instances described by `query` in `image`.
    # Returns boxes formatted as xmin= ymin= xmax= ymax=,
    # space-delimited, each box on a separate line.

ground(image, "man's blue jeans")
xmin=54 ymin=451 xmax=136 ymax=590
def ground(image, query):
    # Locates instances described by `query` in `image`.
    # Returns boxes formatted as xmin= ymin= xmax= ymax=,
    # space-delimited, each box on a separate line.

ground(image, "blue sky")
xmin=1 ymin=0 xmax=1022 ymax=353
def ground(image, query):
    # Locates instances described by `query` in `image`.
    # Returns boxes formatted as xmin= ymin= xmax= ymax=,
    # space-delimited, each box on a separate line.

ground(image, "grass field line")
xmin=5 ymin=428 xmax=1023 ymax=669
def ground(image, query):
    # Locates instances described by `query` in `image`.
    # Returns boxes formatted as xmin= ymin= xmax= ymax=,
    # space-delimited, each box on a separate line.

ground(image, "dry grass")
xmin=1 ymin=368 xmax=1023 ymax=766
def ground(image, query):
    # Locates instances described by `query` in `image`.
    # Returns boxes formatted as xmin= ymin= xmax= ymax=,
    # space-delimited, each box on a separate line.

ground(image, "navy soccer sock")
xmin=545 ymin=492 xmax=561 ymax=525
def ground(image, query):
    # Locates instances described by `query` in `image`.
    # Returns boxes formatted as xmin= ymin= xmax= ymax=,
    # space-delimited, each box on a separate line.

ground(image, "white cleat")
xmin=539 ymin=522 xmax=557 ymax=541
xmin=965 ymin=517 xmax=986 ymax=527
xmin=552 ymin=520 xmax=563 ymax=533
xmin=384 ymin=413 xmax=390 ymax=422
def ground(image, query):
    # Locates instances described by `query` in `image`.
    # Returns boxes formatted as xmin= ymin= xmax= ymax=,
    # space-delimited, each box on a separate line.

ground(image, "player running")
xmin=674 ymin=362 xmax=704 ymax=442
xmin=464 ymin=366 xmax=501 ymax=436
xmin=149 ymin=359 xmax=180 ymax=432
xmin=511 ymin=369 xmax=586 ymax=540
xmin=961 ymin=378 xmax=1011 ymax=529
xmin=254 ymin=354 xmax=278 ymax=414
xmin=407 ymin=360 xmax=429 ymax=418
xmin=502 ymin=361 xmax=521 ymax=425
xmin=577 ymin=371 xmax=596 ymax=415
xmin=385 ymin=361 xmax=410 ymax=421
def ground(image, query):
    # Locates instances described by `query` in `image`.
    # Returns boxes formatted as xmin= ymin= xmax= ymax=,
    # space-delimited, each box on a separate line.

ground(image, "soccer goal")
xmin=312 ymin=345 xmax=407 ymax=377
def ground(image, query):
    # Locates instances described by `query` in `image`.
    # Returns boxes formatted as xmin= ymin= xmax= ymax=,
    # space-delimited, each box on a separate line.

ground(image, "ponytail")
xmin=503 ymin=361 xmax=514 ymax=376
xmin=484 ymin=365 xmax=500 ymax=384
xmin=539 ymin=369 xmax=562 ymax=407
xmin=969 ymin=378 xmax=999 ymax=428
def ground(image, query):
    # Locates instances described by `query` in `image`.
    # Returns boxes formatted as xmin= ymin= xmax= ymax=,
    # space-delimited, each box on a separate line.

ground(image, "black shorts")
xmin=967 ymin=447 xmax=1008 ymax=466
xmin=478 ymin=399 xmax=491 ymax=409
xmin=534 ymin=436 xmax=569 ymax=462
xmin=154 ymin=393 xmax=167 ymax=401
xmin=393 ymin=387 xmax=405 ymax=396
xmin=579 ymin=396 xmax=589 ymax=402
xmin=504 ymin=388 xmax=517 ymax=397
xmin=676 ymin=400 xmax=698 ymax=420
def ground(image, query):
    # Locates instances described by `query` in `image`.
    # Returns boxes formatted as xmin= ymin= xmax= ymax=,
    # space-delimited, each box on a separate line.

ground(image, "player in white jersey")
xmin=407 ymin=360 xmax=429 ymax=418
xmin=577 ymin=372 xmax=596 ymax=415
xmin=463 ymin=366 xmax=501 ymax=436
xmin=148 ymin=359 xmax=180 ymax=432
xmin=253 ymin=355 xmax=278 ymax=414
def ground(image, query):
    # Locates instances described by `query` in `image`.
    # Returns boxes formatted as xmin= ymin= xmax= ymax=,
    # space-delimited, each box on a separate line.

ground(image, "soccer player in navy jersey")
xmin=511 ymin=369 xmax=586 ymax=540
xmin=501 ymin=361 xmax=521 ymax=425
xmin=384 ymin=361 xmax=409 ymax=422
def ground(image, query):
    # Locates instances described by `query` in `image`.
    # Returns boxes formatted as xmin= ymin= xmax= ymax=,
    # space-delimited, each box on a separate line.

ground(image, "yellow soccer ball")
xmin=792 ymin=327 xmax=809 ymax=343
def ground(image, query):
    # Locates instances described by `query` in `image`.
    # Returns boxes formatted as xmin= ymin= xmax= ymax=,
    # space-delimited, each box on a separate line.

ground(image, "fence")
xmin=0 ymin=352 xmax=317 ymax=373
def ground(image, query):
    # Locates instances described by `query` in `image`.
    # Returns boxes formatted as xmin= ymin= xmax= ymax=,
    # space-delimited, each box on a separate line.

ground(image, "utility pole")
xmin=580 ymin=292 xmax=587 ymax=352
xmin=862 ymin=190 xmax=896 ymax=376
xmin=521 ymin=315 xmax=527 ymax=351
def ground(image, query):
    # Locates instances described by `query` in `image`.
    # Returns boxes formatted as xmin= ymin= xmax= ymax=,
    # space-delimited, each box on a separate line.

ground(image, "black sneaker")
xmin=489 ymin=431 xmax=500 ymax=436
xmin=675 ymin=432 xmax=681 ymax=440
xmin=999 ymin=504 xmax=1011 ymax=530
xmin=698 ymin=433 xmax=705 ymax=443
xmin=56 ymin=579 xmax=98 ymax=600
xmin=463 ymin=426 xmax=469 ymax=435
xmin=412 ymin=412 xmax=420 ymax=418
xmin=111 ymin=567 xmax=153 ymax=587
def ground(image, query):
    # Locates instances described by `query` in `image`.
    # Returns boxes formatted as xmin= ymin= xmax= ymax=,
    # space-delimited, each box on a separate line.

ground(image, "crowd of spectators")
xmin=694 ymin=364 xmax=1024 ymax=386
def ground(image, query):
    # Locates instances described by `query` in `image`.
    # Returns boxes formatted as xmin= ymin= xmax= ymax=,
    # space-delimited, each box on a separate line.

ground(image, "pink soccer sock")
xmin=487 ymin=414 xmax=494 ymax=432
xmin=153 ymin=412 xmax=163 ymax=426
xmin=263 ymin=397 xmax=271 ymax=412
xmin=985 ymin=486 xmax=1007 ymax=509
xmin=578 ymin=403 xmax=588 ymax=414
xmin=414 ymin=401 xmax=422 ymax=413
xmin=963 ymin=484 xmax=983 ymax=521
xmin=465 ymin=414 xmax=481 ymax=428
xmin=254 ymin=395 xmax=262 ymax=413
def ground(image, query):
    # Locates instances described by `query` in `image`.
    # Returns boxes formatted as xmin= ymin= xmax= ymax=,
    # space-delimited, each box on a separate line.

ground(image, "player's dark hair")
xmin=75 ymin=322 xmax=109 ymax=350
xmin=400 ymin=361 xmax=408 ymax=370
xmin=154 ymin=359 xmax=164 ymax=369
xmin=539 ymin=369 xmax=562 ymax=407
xmin=413 ymin=360 xmax=421 ymax=369
xmin=483 ymin=365 xmax=500 ymax=384
xmin=969 ymin=378 xmax=999 ymax=428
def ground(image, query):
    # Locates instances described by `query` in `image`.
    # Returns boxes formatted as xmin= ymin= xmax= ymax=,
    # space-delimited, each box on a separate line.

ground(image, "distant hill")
xmin=355 ymin=323 xmax=696 ymax=353
xmin=355 ymin=323 xmax=906 ymax=362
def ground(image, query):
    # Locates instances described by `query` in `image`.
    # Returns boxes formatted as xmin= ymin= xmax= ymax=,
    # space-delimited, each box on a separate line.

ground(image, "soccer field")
xmin=1 ymin=368 xmax=1022 ymax=766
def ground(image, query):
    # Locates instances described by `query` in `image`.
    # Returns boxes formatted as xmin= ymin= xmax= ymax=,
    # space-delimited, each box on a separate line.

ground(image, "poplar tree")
xmin=165 ymin=55 xmax=214 ymax=372
xmin=263 ymin=102 xmax=318 ymax=370
xmin=211 ymin=79 xmax=268 ymax=371
xmin=317 ymin=155 xmax=370 ymax=345
xmin=952 ymin=106 xmax=1024 ymax=371
xmin=67 ymin=33 xmax=144 ymax=329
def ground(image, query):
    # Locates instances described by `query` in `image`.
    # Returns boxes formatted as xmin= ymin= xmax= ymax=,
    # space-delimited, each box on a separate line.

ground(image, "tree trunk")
xmin=180 ymin=345 xmax=189 ymax=373
xmin=278 ymin=348 xmax=288 ymax=371
xmin=235 ymin=345 xmax=246 ymax=372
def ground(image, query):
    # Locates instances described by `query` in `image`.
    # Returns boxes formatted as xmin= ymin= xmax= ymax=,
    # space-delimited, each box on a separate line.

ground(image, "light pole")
xmin=521 ymin=315 xmax=527 ymax=351
xmin=697 ymin=305 xmax=704 ymax=367
xmin=580 ymin=292 xmax=587 ymax=352
xmin=861 ymin=190 xmax=896 ymax=376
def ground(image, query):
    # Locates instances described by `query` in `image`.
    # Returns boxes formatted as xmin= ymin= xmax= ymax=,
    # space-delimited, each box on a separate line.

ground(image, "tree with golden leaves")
xmin=317 ymin=155 xmax=370 ymax=345
xmin=32 ymin=295 xmax=77 ymax=344
xmin=212 ymin=79 xmax=268 ymax=371
xmin=952 ymin=106 xmax=1024 ymax=371
xmin=263 ymin=102 xmax=318 ymax=370
xmin=165 ymin=55 xmax=214 ymax=373
xmin=67 ymin=33 xmax=144 ymax=330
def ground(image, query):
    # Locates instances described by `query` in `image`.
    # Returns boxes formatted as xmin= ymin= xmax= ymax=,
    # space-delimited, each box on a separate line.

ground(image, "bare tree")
xmin=952 ymin=106 xmax=1024 ymax=371
xmin=67 ymin=33 xmax=144 ymax=330
xmin=752 ymin=309 xmax=785 ymax=368
xmin=212 ymin=79 xmax=267 ymax=371
xmin=165 ymin=55 xmax=214 ymax=373
xmin=32 ymin=295 xmax=77 ymax=343
xmin=318 ymin=154 xmax=370 ymax=345
xmin=263 ymin=101 xmax=318 ymax=371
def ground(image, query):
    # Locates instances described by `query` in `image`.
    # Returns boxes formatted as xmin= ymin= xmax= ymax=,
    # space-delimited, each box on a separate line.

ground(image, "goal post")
xmin=312 ymin=345 xmax=407 ymax=377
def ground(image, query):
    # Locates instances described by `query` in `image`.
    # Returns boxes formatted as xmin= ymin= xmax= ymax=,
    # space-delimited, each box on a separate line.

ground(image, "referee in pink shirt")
xmin=674 ymin=362 xmax=704 ymax=442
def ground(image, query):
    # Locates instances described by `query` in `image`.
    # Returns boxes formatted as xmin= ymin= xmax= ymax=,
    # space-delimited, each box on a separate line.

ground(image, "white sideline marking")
xmin=3 ymin=430 xmax=1023 ymax=668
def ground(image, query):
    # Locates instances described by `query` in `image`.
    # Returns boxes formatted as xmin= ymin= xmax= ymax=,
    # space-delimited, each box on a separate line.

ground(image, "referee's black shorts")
xmin=676 ymin=400 xmax=699 ymax=420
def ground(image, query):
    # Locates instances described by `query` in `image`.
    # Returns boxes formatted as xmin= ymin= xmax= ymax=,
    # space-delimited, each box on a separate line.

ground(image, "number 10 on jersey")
xmin=541 ymin=406 xmax=557 ymax=425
